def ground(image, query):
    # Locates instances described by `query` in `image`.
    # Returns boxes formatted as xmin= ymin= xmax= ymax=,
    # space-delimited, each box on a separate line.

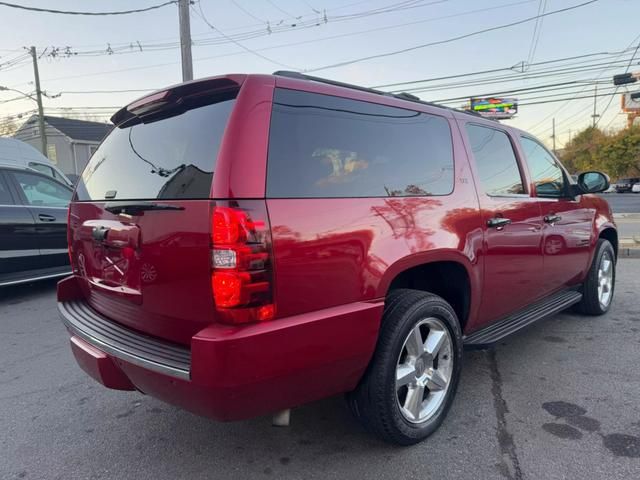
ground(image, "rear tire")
xmin=346 ymin=289 xmax=463 ymax=445
xmin=576 ymin=239 xmax=615 ymax=315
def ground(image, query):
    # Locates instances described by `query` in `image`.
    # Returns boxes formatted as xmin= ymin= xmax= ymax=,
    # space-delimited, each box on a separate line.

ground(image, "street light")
xmin=0 ymin=86 xmax=37 ymax=102
xmin=0 ymin=85 xmax=46 ymax=154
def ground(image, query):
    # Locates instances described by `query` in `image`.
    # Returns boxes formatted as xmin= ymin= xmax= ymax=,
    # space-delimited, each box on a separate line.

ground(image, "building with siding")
xmin=14 ymin=115 xmax=112 ymax=176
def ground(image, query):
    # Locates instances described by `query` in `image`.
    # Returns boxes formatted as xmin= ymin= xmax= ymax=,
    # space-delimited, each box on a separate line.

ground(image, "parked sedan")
xmin=0 ymin=166 xmax=72 ymax=286
xmin=633 ymin=183 xmax=640 ymax=193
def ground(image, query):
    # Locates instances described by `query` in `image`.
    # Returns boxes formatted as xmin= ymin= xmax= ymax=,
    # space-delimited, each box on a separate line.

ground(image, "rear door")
xmin=462 ymin=123 xmax=544 ymax=325
xmin=0 ymin=170 xmax=40 ymax=277
xmin=8 ymin=170 xmax=72 ymax=270
xmin=69 ymin=82 xmax=238 ymax=345
xmin=518 ymin=136 xmax=593 ymax=293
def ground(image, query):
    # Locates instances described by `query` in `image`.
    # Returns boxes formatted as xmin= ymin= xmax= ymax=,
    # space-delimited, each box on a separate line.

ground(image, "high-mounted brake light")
xmin=127 ymin=90 xmax=171 ymax=115
xmin=210 ymin=203 xmax=275 ymax=324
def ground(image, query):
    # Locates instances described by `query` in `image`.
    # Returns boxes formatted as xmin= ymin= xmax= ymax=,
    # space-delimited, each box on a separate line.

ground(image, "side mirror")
xmin=577 ymin=171 xmax=609 ymax=194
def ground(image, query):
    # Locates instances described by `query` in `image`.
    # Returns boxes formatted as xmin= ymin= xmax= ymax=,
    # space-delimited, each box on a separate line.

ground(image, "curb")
xmin=619 ymin=245 xmax=640 ymax=258
xmin=614 ymin=213 xmax=640 ymax=220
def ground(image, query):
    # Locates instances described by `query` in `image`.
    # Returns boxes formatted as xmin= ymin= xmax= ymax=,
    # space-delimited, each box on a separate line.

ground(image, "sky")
xmin=1 ymin=0 xmax=639 ymax=147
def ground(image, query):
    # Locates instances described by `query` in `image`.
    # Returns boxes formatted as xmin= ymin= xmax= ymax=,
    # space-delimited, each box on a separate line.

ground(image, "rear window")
xmin=267 ymin=89 xmax=454 ymax=198
xmin=75 ymin=98 xmax=236 ymax=201
xmin=28 ymin=162 xmax=55 ymax=178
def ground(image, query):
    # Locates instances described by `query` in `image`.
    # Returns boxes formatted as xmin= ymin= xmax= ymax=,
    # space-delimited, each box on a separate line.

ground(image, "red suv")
xmin=58 ymin=72 xmax=617 ymax=445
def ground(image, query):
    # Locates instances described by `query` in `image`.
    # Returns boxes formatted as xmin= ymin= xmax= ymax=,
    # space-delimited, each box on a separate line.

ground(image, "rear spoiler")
xmin=110 ymin=75 xmax=245 ymax=127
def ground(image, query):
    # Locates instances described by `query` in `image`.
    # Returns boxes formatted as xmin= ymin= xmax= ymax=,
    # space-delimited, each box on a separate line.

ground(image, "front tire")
xmin=347 ymin=289 xmax=463 ymax=445
xmin=576 ymin=239 xmax=616 ymax=315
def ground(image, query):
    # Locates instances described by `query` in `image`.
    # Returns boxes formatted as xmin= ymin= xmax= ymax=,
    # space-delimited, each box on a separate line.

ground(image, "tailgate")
xmin=68 ymin=78 xmax=241 ymax=345
xmin=70 ymin=201 xmax=213 ymax=345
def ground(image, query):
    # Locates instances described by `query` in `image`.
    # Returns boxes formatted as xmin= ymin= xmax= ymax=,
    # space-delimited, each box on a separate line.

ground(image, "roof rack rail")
xmin=272 ymin=70 xmax=485 ymax=119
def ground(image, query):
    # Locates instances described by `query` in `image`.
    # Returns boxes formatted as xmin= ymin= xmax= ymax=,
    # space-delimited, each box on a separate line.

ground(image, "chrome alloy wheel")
xmin=395 ymin=317 xmax=454 ymax=423
xmin=597 ymin=251 xmax=614 ymax=309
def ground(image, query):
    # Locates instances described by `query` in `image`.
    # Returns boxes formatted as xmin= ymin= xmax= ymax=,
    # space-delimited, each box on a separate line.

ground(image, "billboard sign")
xmin=470 ymin=97 xmax=517 ymax=119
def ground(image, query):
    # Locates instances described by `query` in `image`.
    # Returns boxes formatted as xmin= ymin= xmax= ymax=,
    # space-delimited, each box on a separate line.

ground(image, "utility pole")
xmin=551 ymin=118 xmax=556 ymax=154
xmin=29 ymin=46 xmax=47 ymax=156
xmin=591 ymin=85 xmax=600 ymax=128
xmin=178 ymin=0 xmax=193 ymax=81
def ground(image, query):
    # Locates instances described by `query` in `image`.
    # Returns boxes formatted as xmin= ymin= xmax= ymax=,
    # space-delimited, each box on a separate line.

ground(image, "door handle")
xmin=487 ymin=217 xmax=512 ymax=229
xmin=544 ymin=214 xmax=562 ymax=225
xmin=38 ymin=214 xmax=56 ymax=222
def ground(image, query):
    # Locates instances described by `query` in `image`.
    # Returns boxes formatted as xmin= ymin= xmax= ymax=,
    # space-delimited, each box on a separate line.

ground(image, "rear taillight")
xmin=210 ymin=202 xmax=275 ymax=324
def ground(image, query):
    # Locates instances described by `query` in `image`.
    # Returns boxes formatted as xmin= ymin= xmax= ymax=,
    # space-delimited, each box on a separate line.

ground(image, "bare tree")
xmin=0 ymin=118 xmax=18 ymax=137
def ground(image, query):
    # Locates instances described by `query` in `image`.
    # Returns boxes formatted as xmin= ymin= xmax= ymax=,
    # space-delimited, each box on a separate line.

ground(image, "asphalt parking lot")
xmin=599 ymin=193 xmax=640 ymax=214
xmin=1 ymin=260 xmax=639 ymax=480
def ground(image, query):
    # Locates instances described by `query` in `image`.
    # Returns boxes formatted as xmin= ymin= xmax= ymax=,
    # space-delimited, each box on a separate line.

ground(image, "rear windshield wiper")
xmin=105 ymin=202 xmax=185 ymax=216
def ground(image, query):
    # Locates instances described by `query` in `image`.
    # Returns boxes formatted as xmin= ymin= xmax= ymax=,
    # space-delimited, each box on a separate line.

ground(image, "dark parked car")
xmin=614 ymin=177 xmax=640 ymax=192
xmin=0 ymin=166 xmax=72 ymax=286
xmin=57 ymin=73 xmax=617 ymax=445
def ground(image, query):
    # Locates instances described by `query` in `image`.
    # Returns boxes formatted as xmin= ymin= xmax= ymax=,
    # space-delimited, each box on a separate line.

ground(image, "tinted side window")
xmin=0 ymin=174 xmax=14 ymax=205
xmin=520 ymin=136 xmax=566 ymax=198
xmin=267 ymin=89 xmax=454 ymax=198
xmin=465 ymin=124 xmax=525 ymax=196
xmin=12 ymin=172 xmax=71 ymax=207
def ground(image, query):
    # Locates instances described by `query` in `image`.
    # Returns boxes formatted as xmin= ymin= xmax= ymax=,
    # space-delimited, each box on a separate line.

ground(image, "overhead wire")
xmin=264 ymin=0 xmax=301 ymax=19
xmin=305 ymin=0 xmax=601 ymax=72
xmin=10 ymin=0 xmax=526 ymax=60
xmin=0 ymin=1 xmax=178 ymax=16
xmin=229 ymin=0 xmax=267 ymax=23
xmin=594 ymin=36 xmax=640 ymax=128
xmin=192 ymin=0 xmax=299 ymax=69
xmin=525 ymin=0 xmax=546 ymax=67
xmin=528 ymin=31 xmax=640 ymax=134
xmin=390 ymin=57 xmax=638 ymax=95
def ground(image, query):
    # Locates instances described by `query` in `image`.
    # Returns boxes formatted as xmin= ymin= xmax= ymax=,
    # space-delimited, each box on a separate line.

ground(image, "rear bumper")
xmin=57 ymin=275 xmax=383 ymax=421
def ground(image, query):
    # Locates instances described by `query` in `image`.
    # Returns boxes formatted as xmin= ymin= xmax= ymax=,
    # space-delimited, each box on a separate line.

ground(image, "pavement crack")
xmin=487 ymin=349 xmax=523 ymax=480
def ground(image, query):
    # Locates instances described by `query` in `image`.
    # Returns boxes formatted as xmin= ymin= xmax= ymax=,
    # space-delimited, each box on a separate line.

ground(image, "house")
xmin=14 ymin=115 xmax=112 ymax=176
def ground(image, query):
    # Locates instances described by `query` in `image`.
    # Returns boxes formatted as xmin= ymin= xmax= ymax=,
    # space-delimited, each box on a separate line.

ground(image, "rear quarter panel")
xmin=583 ymin=193 xmax=617 ymax=257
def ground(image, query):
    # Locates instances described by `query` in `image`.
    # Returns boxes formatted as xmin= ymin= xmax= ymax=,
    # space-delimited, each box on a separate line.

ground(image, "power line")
xmin=527 ymin=32 xmax=640 ymax=134
xmin=393 ymin=57 xmax=636 ymax=95
xmin=526 ymin=0 xmax=545 ymax=66
xmin=595 ymin=35 xmax=640 ymax=127
xmin=53 ymin=89 xmax=159 ymax=95
xmin=301 ymin=0 xmax=321 ymax=14
xmin=374 ymin=47 xmax=637 ymax=89
xmin=0 ymin=1 xmax=178 ymax=16
xmin=1 ymin=0 xmax=377 ymax=51
xmin=229 ymin=0 xmax=267 ymax=23
xmin=305 ymin=0 xmax=601 ymax=72
xmin=3 ymin=0 xmax=538 ymax=79
xmin=5 ymin=0 xmax=523 ymax=61
xmin=0 ymin=51 xmax=30 ymax=70
xmin=520 ymin=90 xmax=621 ymax=106
xmin=433 ymin=80 xmax=612 ymax=104
xmin=192 ymin=1 xmax=298 ymax=69
xmin=265 ymin=0 xmax=301 ymax=19
xmin=505 ymin=84 xmax=620 ymax=104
